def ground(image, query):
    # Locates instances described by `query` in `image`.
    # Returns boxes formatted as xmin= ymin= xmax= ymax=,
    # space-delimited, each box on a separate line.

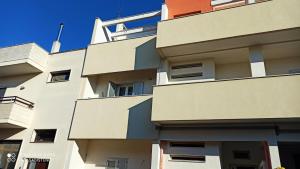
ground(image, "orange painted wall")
xmin=166 ymin=0 xmax=213 ymax=19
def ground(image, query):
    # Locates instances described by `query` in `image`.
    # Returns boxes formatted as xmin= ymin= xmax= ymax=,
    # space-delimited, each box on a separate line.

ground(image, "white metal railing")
xmin=91 ymin=10 xmax=162 ymax=44
xmin=102 ymin=10 xmax=161 ymax=27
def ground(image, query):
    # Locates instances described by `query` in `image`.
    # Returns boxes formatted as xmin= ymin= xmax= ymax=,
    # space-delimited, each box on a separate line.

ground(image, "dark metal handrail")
xmin=0 ymin=96 xmax=34 ymax=108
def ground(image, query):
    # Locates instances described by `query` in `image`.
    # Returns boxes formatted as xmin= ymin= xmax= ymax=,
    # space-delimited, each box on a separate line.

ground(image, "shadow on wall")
xmin=0 ymin=73 xmax=39 ymax=89
xmin=126 ymin=98 xmax=158 ymax=139
xmin=0 ymin=128 xmax=24 ymax=140
xmin=134 ymin=38 xmax=161 ymax=70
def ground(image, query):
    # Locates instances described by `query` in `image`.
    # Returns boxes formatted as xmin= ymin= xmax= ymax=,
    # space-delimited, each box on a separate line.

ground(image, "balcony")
xmin=156 ymin=0 xmax=300 ymax=58
xmin=69 ymin=95 xmax=158 ymax=139
xmin=83 ymin=36 xmax=161 ymax=75
xmin=152 ymin=74 xmax=300 ymax=124
xmin=0 ymin=96 xmax=34 ymax=128
xmin=0 ymin=43 xmax=48 ymax=77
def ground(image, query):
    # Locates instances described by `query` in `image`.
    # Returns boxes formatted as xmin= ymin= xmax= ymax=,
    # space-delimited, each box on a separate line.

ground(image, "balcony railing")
xmin=0 ymin=96 xmax=34 ymax=108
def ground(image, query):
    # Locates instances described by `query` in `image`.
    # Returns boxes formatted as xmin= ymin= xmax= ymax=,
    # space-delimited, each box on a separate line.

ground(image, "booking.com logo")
xmin=7 ymin=153 xmax=17 ymax=163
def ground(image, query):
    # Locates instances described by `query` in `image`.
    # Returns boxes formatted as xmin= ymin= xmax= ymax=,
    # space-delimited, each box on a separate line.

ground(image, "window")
xmin=170 ymin=142 xmax=205 ymax=148
xmin=170 ymin=155 xmax=205 ymax=162
xmin=233 ymin=151 xmax=250 ymax=160
xmin=170 ymin=62 xmax=203 ymax=81
xmin=106 ymin=158 xmax=128 ymax=169
xmin=117 ymin=84 xmax=133 ymax=96
xmin=27 ymin=159 xmax=49 ymax=169
xmin=32 ymin=129 xmax=56 ymax=143
xmin=107 ymin=82 xmax=144 ymax=97
xmin=49 ymin=70 xmax=70 ymax=83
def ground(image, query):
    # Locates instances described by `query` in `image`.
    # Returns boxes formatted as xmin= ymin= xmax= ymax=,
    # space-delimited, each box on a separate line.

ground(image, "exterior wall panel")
xmin=70 ymin=95 xmax=158 ymax=139
xmin=83 ymin=36 xmax=160 ymax=76
xmin=152 ymin=75 xmax=300 ymax=123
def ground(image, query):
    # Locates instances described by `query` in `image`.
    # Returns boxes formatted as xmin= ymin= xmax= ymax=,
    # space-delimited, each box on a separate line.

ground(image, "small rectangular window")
xmin=49 ymin=70 xmax=71 ymax=83
xmin=170 ymin=62 xmax=203 ymax=80
xmin=170 ymin=155 xmax=205 ymax=162
xmin=170 ymin=142 xmax=205 ymax=148
xmin=32 ymin=129 xmax=56 ymax=143
xmin=233 ymin=151 xmax=250 ymax=160
xmin=171 ymin=63 xmax=203 ymax=69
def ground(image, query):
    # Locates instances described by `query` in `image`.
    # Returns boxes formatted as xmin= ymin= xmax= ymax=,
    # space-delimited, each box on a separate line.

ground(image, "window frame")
xmin=170 ymin=62 xmax=204 ymax=81
xmin=117 ymin=84 xmax=134 ymax=97
xmin=31 ymin=129 xmax=57 ymax=143
xmin=47 ymin=70 xmax=71 ymax=83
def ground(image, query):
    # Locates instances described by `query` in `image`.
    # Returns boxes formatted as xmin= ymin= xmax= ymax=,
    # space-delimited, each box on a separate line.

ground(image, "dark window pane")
xmin=34 ymin=130 xmax=56 ymax=142
xmin=118 ymin=87 xmax=126 ymax=96
xmin=170 ymin=142 xmax=205 ymax=148
xmin=127 ymin=86 xmax=133 ymax=96
xmin=233 ymin=151 xmax=250 ymax=159
xmin=50 ymin=70 xmax=70 ymax=82
xmin=171 ymin=155 xmax=205 ymax=162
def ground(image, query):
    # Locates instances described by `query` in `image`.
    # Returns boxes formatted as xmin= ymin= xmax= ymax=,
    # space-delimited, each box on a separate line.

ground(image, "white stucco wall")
xmin=0 ymin=49 xmax=86 ymax=169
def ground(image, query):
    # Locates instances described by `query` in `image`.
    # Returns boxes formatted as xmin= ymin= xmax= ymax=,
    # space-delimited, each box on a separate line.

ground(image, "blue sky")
xmin=0 ymin=0 xmax=162 ymax=52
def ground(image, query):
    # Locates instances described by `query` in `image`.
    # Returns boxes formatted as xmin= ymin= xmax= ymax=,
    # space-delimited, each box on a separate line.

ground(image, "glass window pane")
xmin=0 ymin=142 xmax=21 ymax=169
xmin=118 ymin=87 xmax=126 ymax=96
xmin=34 ymin=130 xmax=56 ymax=142
xmin=50 ymin=70 xmax=70 ymax=82
xmin=127 ymin=86 xmax=133 ymax=96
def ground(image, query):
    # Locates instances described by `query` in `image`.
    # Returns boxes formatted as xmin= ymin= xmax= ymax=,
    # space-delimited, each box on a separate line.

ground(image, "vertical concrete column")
xmin=267 ymin=138 xmax=281 ymax=169
xmin=156 ymin=60 xmax=169 ymax=85
xmin=206 ymin=142 xmax=222 ymax=169
xmin=161 ymin=4 xmax=169 ymax=21
xmin=249 ymin=46 xmax=266 ymax=77
xmin=91 ymin=18 xmax=108 ymax=44
xmin=116 ymin=23 xmax=126 ymax=32
xmin=151 ymin=141 xmax=161 ymax=169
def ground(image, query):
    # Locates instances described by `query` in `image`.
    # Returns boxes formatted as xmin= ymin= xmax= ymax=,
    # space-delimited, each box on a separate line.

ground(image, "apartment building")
xmin=0 ymin=0 xmax=300 ymax=169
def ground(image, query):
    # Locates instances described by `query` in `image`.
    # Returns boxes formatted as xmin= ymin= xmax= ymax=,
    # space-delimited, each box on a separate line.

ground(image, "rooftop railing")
xmin=0 ymin=96 xmax=34 ymax=108
xmin=91 ymin=10 xmax=162 ymax=44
